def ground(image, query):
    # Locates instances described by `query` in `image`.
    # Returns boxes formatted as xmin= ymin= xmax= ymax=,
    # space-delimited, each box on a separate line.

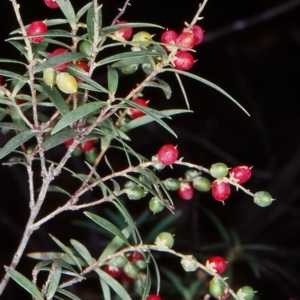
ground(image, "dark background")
xmin=1 ymin=0 xmax=300 ymax=299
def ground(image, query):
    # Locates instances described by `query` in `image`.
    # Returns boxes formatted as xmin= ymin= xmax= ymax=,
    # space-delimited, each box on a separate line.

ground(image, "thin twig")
xmin=111 ymin=0 xmax=131 ymax=25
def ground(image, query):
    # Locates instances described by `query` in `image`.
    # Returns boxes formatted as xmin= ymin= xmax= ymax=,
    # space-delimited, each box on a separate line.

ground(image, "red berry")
xmin=161 ymin=29 xmax=178 ymax=51
xmin=128 ymin=98 xmax=148 ymax=119
xmin=78 ymin=140 xmax=94 ymax=152
xmin=16 ymin=91 xmax=26 ymax=105
xmin=178 ymin=182 xmax=194 ymax=201
xmin=190 ymin=25 xmax=204 ymax=45
xmin=115 ymin=21 xmax=133 ymax=40
xmin=26 ymin=21 xmax=47 ymax=44
xmin=119 ymin=271 xmax=135 ymax=282
xmin=64 ymin=138 xmax=74 ymax=147
xmin=128 ymin=252 xmax=144 ymax=262
xmin=0 ymin=75 xmax=3 ymax=85
xmin=44 ymin=0 xmax=59 ymax=9
xmin=146 ymin=295 xmax=162 ymax=300
xmin=75 ymin=61 xmax=89 ymax=82
xmin=206 ymin=256 xmax=227 ymax=274
xmin=157 ymin=144 xmax=178 ymax=165
xmin=103 ymin=264 xmax=121 ymax=278
xmin=50 ymin=48 xmax=70 ymax=71
xmin=173 ymin=51 xmax=194 ymax=71
xmin=175 ymin=32 xmax=196 ymax=51
xmin=212 ymin=180 xmax=231 ymax=202
xmin=229 ymin=166 xmax=252 ymax=184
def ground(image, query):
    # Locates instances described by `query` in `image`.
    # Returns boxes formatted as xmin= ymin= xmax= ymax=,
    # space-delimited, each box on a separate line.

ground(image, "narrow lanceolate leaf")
xmin=57 ymin=288 xmax=81 ymax=300
xmin=95 ymin=269 xmax=131 ymax=300
xmin=43 ymin=128 xmax=77 ymax=150
xmin=41 ymin=83 xmax=70 ymax=116
xmin=35 ymin=52 xmax=86 ymax=73
xmin=0 ymin=130 xmax=35 ymax=160
xmin=47 ymin=263 xmax=62 ymax=300
xmin=70 ymin=239 xmax=94 ymax=265
xmin=8 ymin=269 xmax=44 ymax=300
xmin=84 ymin=212 xmax=131 ymax=247
xmin=47 ymin=185 xmax=71 ymax=197
xmin=76 ymin=2 xmax=93 ymax=21
xmin=51 ymin=102 xmax=106 ymax=135
xmin=143 ymin=80 xmax=172 ymax=100
xmin=100 ymin=278 xmax=111 ymax=300
xmin=0 ymin=122 xmax=28 ymax=132
xmin=0 ymin=69 xmax=27 ymax=81
xmin=56 ymin=0 xmax=77 ymax=30
xmin=8 ymin=41 xmax=28 ymax=57
xmin=87 ymin=5 xmax=102 ymax=41
xmin=164 ymin=68 xmax=250 ymax=116
xmin=107 ymin=67 xmax=118 ymax=94
xmin=49 ymin=235 xmax=82 ymax=271
xmin=0 ymin=59 xmax=26 ymax=66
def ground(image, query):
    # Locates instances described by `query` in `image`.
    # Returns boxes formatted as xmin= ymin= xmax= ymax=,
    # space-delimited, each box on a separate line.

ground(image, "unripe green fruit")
xmin=43 ymin=68 xmax=57 ymax=87
xmin=210 ymin=162 xmax=229 ymax=179
xmin=132 ymin=31 xmax=152 ymax=48
xmin=181 ymin=255 xmax=198 ymax=272
xmin=237 ymin=286 xmax=255 ymax=300
xmin=149 ymin=197 xmax=164 ymax=213
xmin=127 ymin=186 xmax=145 ymax=200
xmin=110 ymin=256 xmax=127 ymax=268
xmin=56 ymin=72 xmax=77 ymax=94
xmin=163 ymin=178 xmax=180 ymax=191
xmin=254 ymin=191 xmax=273 ymax=207
xmin=193 ymin=176 xmax=211 ymax=192
xmin=209 ymin=277 xmax=226 ymax=298
xmin=79 ymin=41 xmax=92 ymax=57
xmin=185 ymin=169 xmax=199 ymax=180
xmin=154 ymin=232 xmax=174 ymax=249
xmin=123 ymin=262 xmax=138 ymax=279
xmin=142 ymin=63 xmax=153 ymax=74
xmin=120 ymin=64 xmax=138 ymax=74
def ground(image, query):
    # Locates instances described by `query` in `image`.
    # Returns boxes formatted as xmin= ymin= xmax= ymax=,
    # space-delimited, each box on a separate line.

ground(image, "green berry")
xmin=56 ymin=72 xmax=77 ymax=94
xmin=192 ymin=176 xmax=211 ymax=192
xmin=123 ymin=262 xmax=138 ymax=279
xmin=209 ymin=277 xmax=226 ymax=298
xmin=210 ymin=163 xmax=229 ymax=179
xmin=184 ymin=169 xmax=199 ymax=180
xmin=149 ymin=197 xmax=164 ymax=213
xmin=237 ymin=286 xmax=255 ymax=300
xmin=132 ymin=31 xmax=152 ymax=48
xmin=181 ymin=255 xmax=198 ymax=272
xmin=163 ymin=178 xmax=180 ymax=191
xmin=254 ymin=191 xmax=273 ymax=207
xmin=43 ymin=68 xmax=57 ymax=87
xmin=110 ymin=256 xmax=127 ymax=268
xmin=120 ymin=64 xmax=138 ymax=74
xmin=79 ymin=41 xmax=92 ymax=57
xmin=127 ymin=186 xmax=145 ymax=200
xmin=154 ymin=232 xmax=174 ymax=249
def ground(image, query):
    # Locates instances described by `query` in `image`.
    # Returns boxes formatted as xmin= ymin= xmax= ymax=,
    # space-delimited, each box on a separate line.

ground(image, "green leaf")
xmin=0 ymin=122 xmax=28 ymax=132
xmin=43 ymin=128 xmax=77 ymax=150
xmin=0 ymin=58 xmax=26 ymax=66
xmin=174 ymin=72 xmax=189 ymax=109
xmin=97 ymin=51 xmax=161 ymax=67
xmin=162 ymin=268 xmax=188 ymax=298
xmin=87 ymin=5 xmax=102 ymax=41
xmin=49 ymin=235 xmax=82 ymax=271
xmin=41 ymin=83 xmax=70 ymax=116
xmin=47 ymin=185 xmax=71 ymax=197
xmin=70 ymin=239 xmax=94 ymax=265
xmin=8 ymin=41 xmax=28 ymax=57
xmin=0 ymin=69 xmax=27 ymax=81
xmin=121 ymin=109 xmax=191 ymax=132
xmin=84 ymin=212 xmax=131 ymax=247
xmin=164 ymin=68 xmax=250 ymax=116
xmin=95 ymin=268 xmax=131 ymax=300
xmin=8 ymin=269 xmax=44 ymax=300
xmin=45 ymin=19 xmax=69 ymax=27
xmin=35 ymin=52 xmax=86 ymax=73
xmin=100 ymin=279 xmax=111 ymax=300
xmin=157 ymin=78 xmax=172 ymax=99
xmin=47 ymin=263 xmax=62 ymax=300
xmin=76 ymin=2 xmax=93 ymax=21
xmin=51 ymin=102 xmax=106 ymax=135
xmin=0 ymin=130 xmax=35 ymax=160
xmin=56 ymin=0 xmax=77 ymax=30
xmin=57 ymin=288 xmax=81 ymax=300
xmin=111 ymin=57 xmax=149 ymax=68
xmin=107 ymin=67 xmax=118 ymax=94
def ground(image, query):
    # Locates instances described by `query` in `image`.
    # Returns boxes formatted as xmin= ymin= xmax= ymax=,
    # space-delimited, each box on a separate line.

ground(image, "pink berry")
xmin=229 ymin=166 xmax=252 ymax=184
xmin=50 ymin=48 xmax=70 ymax=71
xmin=161 ymin=29 xmax=178 ymax=51
xmin=178 ymin=182 xmax=194 ymax=201
xmin=128 ymin=98 xmax=148 ymax=119
xmin=157 ymin=144 xmax=178 ymax=165
xmin=173 ymin=51 xmax=194 ymax=71
xmin=146 ymin=295 xmax=162 ymax=300
xmin=103 ymin=264 xmax=121 ymax=278
xmin=175 ymin=32 xmax=196 ymax=51
xmin=75 ymin=61 xmax=89 ymax=82
xmin=44 ymin=0 xmax=59 ymax=8
xmin=211 ymin=180 xmax=231 ymax=202
xmin=190 ymin=25 xmax=204 ymax=45
xmin=128 ymin=252 xmax=144 ymax=262
xmin=78 ymin=140 xmax=94 ymax=152
xmin=26 ymin=21 xmax=47 ymax=44
xmin=206 ymin=256 xmax=227 ymax=274
xmin=115 ymin=21 xmax=133 ymax=40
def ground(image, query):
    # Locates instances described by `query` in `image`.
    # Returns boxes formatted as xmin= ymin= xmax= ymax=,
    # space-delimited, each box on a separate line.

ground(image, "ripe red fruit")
xmin=75 ymin=61 xmax=89 ymax=82
xmin=64 ymin=138 xmax=74 ymax=147
xmin=175 ymin=32 xmax=196 ymax=50
xmin=146 ymin=295 xmax=162 ymax=300
xmin=128 ymin=98 xmax=148 ymax=119
xmin=206 ymin=256 xmax=227 ymax=274
xmin=119 ymin=271 xmax=135 ymax=282
xmin=44 ymin=0 xmax=59 ymax=9
xmin=16 ymin=91 xmax=26 ymax=105
xmin=0 ymin=75 xmax=3 ymax=85
xmin=190 ymin=25 xmax=204 ymax=45
xmin=161 ymin=29 xmax=178 ymax=51
xmin=157 ymin=144 xmax=178 ymax=165
xmin=128 ymin=252 xmax=144 ymax=262
xmin=173 ymin=51 xmax=194 ymax=71
xmin=78 ymin=140 xmax=94 ymax=152
xmin=115 ymin=21 xmax=133 ymax=40
xmin=212 ymin=180 xmax=231 ymax=202
xmin=229 ymin=166 xmax=252 ymax=184
xmin=103 ymin=264 xmax=121 ymax=278
xmin=26 ymin=21 xmax=47 ymax=44
xmin=50 ymin=48 xmax=69 ymax=71
xmin=178 ymin=182 xmax=194 ymax=200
